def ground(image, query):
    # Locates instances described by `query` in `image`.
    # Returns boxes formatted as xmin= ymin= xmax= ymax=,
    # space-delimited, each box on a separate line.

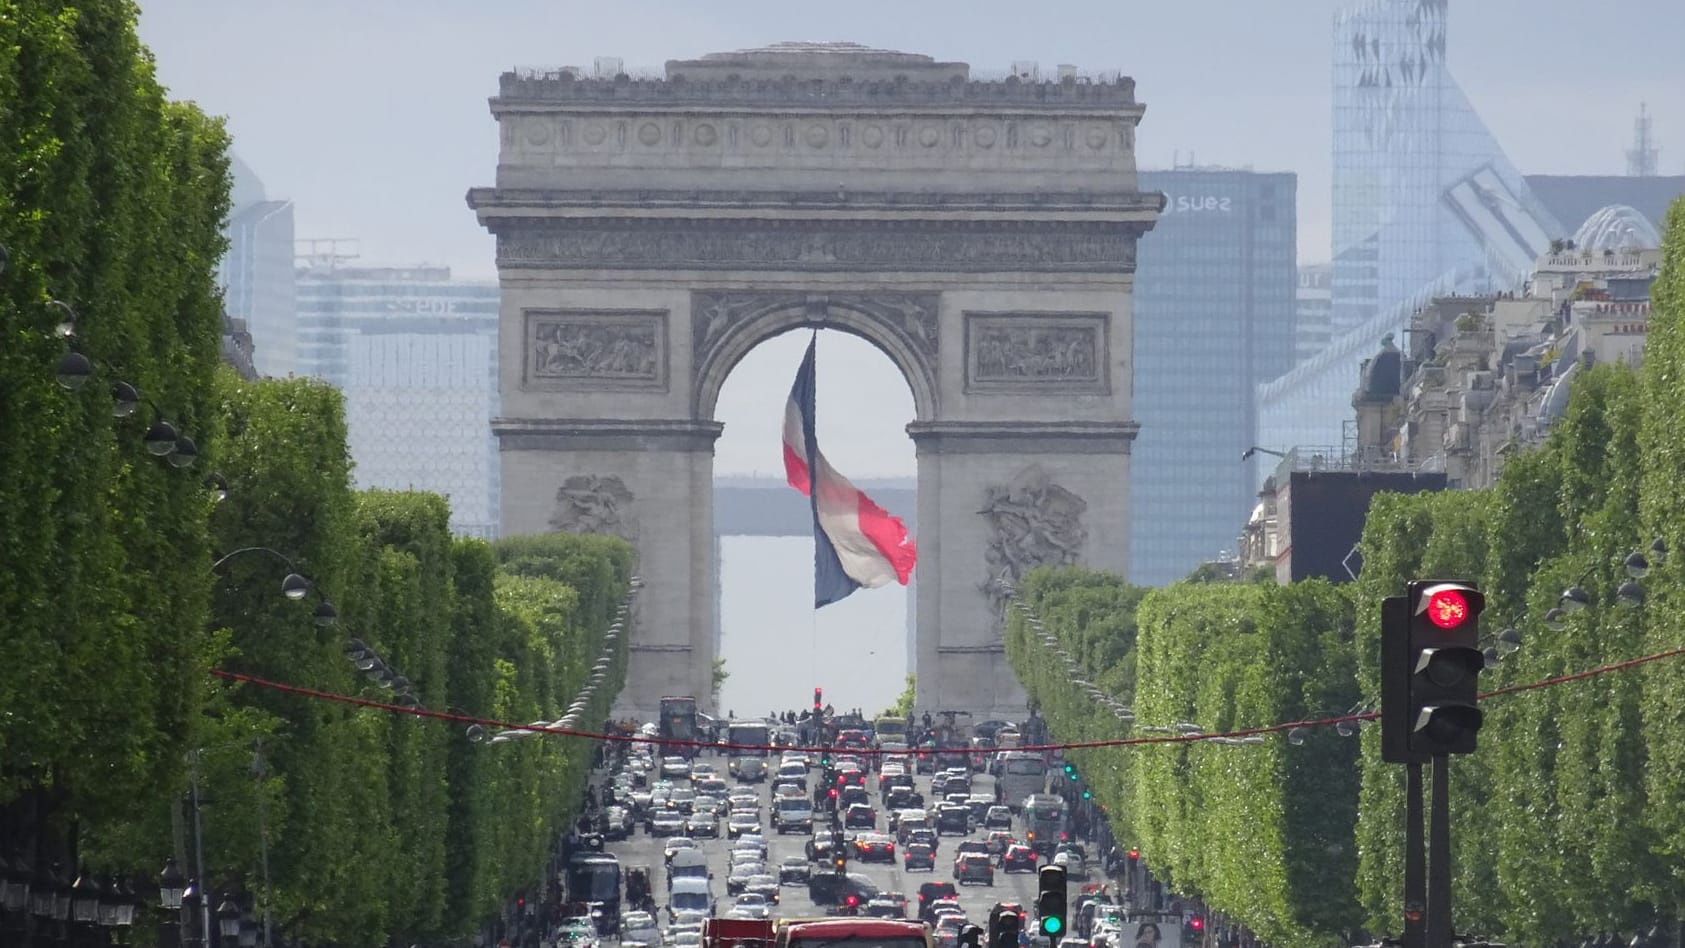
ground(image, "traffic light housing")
xmin=989 ymin=906 xmax=1023 ymax=948
xmin=1383 ymin=581 xmax=1486 ymax=761
xmin=814 ymin=688 xmax=823 ymax=713
xmin=1035 ymin=865 xmax=1067 ymax=937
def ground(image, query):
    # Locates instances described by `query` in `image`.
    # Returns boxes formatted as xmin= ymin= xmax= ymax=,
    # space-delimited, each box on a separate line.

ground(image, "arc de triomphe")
xmin=469 ymin=43 xmax=1160 ymax=718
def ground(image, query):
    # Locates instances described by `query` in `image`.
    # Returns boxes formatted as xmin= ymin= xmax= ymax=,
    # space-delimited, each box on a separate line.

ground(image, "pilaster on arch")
xmin=689 ymin=290 xmax=941 ymax=423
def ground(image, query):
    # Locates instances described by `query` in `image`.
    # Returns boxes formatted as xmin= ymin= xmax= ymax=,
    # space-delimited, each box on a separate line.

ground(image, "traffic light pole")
xmin=1427 ymin=754 xmax=1453 ymax=948
xmin=1403 ymin=761 xmax=1426 ymax=948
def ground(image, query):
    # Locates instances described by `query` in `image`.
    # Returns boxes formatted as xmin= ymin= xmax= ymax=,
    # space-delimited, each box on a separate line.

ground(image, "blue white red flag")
xmin=782 ymin=335 xmax=917 ymax=607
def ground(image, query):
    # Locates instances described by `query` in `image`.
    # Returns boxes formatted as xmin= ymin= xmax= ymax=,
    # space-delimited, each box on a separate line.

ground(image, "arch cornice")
xmin=690 ymin=290 xmax=940 ymax=422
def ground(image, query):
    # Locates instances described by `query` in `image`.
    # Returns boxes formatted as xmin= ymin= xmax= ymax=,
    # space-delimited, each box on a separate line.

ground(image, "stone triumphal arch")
xmin=469 ymin=43 xmax=1160 ymax=718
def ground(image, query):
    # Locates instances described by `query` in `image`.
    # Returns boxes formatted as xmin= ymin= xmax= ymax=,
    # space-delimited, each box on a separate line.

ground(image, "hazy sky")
xmin=138 ymin=0 xmax=1682 ymax=279
xmin=135 ymin=0 xmax=1685 ymax=479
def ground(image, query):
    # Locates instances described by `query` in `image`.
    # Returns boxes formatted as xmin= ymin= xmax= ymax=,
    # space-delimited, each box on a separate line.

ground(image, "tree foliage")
xmin=1008 ymin=203 xmax=1685 ymax=945
xmin=0 ymin=7 xmax=636 ymax=939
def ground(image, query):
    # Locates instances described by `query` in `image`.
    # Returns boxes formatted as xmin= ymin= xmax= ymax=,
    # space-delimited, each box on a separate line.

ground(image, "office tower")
xmin=1296 ymin=264 xmax=1334 ymax=364
xmin=295 ymin=250 xmax=502 ymax=538
xmin=1130 ymin=167 xmax=1297 ymax=585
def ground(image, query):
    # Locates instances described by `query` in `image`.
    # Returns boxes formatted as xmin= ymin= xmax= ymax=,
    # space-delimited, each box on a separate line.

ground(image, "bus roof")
xmin=781 ymin=919 xmax=928 ymax=937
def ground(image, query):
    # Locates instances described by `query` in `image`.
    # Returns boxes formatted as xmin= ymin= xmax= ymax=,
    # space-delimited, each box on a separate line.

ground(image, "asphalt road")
xmin=602 ymin=758 xmax=1049 ymax=934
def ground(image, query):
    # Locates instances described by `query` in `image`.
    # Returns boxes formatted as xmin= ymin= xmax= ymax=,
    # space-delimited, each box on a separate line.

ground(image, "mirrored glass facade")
xmin=1259 ymin=0 xmax=1562 ymax=458
xmin=1130 ymin=169 xmax=1297 ymax=585
xmin=296 ymin=265 xmax=502 ymax=538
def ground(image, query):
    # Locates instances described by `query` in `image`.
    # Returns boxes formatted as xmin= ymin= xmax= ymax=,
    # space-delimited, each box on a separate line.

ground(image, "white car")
xmin=661 ymin=757 xmax=692 ymax=780
xmin=730 ymin=893 xmax=772 ymax=920
xmin=621 ymin=911 xmax=660 ymax=945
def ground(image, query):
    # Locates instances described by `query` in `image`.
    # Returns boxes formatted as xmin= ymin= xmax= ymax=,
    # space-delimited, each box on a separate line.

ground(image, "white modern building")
xmin=219 ymin=155 xmax=297 ymax=377
xmin=295 ymin=251 xmax=502 ymax=538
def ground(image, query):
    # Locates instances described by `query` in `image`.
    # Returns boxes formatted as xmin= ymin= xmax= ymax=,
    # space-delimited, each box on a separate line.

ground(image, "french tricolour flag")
xmin=782 ymin=335 xmax=917 ymax=607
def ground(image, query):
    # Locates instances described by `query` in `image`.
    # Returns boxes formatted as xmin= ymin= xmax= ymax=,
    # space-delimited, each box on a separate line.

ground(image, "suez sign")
xmin=1159 ymin=194 xmax=1235 ymax=216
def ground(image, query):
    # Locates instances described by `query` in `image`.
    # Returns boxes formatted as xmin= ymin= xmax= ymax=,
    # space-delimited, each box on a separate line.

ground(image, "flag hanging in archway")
xmin=782 ymin=334 xmax=917 ymax=607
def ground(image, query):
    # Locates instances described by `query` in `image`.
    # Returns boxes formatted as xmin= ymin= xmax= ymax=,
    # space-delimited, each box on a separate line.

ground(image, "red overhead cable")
xmin=208 ymin=641 xmax=1685 ymax=754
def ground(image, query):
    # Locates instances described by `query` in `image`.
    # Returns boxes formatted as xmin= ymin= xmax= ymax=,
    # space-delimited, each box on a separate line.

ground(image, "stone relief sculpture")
xmin=978 ymin=465 xmax=1089 ymax=600
xmin=974 ymin=325 xmax=1098 ymax=381
xmin=500 ymin=226 xmax=1135 ymax=272
xmin=531 ymin=318 xmax=660 ymax=381
xmin=550 ymin=474 xmax=638 ymax=544
xmin=691 ymin=290 xmax=939 ymax=374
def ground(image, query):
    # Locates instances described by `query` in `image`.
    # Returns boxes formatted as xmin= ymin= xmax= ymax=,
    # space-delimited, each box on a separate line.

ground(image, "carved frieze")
xmin=550 ymin=474 xmax=637 ymax=544
xmin=692 ymin=291 xmax=938 ymax=368
xmin=978 ymin=464 xmax=1089 ymax=600
xmin=499 ymin=222 xmax=1136 ymax=273
xmin=964 ymin=312 xmax=1109 ymax=394
xmin=524 ymin=309 xmax=668 ymax=391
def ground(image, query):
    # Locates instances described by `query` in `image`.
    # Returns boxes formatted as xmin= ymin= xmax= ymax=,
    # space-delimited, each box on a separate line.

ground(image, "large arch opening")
xmin=712 ymin=327 xmax=917 ymax=717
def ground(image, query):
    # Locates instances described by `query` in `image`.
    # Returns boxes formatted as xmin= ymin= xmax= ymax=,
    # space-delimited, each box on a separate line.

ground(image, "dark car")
xmin=840 ymin=785 xmax=871 ymax=808
xmin=955 ymin=853 xmax=995 ymax=886
xmin=865 ymin=894 xmax=909 ymax=919
xmin=935 ymin=806 xmax=971 ymax=836
xmin=903 ymin=842 xmax=936 ymax=872
xmin=778 ymin=857 xmax=811 ymax=885
xmin=1002 ymin=844 xmax=1038 ymax=873
xmin=917 ymin=882 xmax=960 ymax=922
xmin=853 ymin=833 xmax=897 ymax=864
xmin=845 ymin=804 xmax=877 ymax=829
xmin=885 ymin=787 xmax=921 ymax=811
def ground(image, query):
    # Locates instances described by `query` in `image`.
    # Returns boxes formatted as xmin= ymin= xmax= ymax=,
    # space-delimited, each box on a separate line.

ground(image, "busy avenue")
xmin=544 ymin=703 xmax=1197 ymax=948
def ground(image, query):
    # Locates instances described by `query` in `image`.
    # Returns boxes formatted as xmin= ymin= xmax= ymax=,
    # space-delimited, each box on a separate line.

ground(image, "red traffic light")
xmin=1127 ymin=848 xmax=1140 ymax=861
xmin=828 ymin=788 xmax=838 ymax=798
xmin=1422 ymin=586 xmax=1470 ymax=629
xmin=1189 ymin=917 xmax=1204 ymax=931
xmin=845 ymin=894 xmax=859 ymax=907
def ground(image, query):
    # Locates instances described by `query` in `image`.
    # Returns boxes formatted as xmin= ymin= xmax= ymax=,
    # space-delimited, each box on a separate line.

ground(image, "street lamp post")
xmin=250 ymin=742 xmax=272 ymax=948
xmin=158 ymin=858 xmax=186 ymax=948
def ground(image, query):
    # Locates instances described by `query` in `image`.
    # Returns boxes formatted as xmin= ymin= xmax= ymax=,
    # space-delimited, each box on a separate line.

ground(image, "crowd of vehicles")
xmin=562 ymin=706 xmax=1123 ymax=948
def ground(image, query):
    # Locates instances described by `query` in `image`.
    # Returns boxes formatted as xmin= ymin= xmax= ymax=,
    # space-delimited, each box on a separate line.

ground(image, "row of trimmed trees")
xmin=0 ymin=4 xmax=634 ymax=945
xmin=1006 ymin=197 xmax=1685 ymax=947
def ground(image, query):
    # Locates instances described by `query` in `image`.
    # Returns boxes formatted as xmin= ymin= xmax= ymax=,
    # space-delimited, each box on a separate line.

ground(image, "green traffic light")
xmin=1041 ymin=917 xmax=1063 ymax=935
xmin=1082 ymin=790 xmax=1092 ymax=800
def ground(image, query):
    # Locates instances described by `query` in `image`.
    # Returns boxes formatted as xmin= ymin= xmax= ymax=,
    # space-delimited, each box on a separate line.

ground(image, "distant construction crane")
xmin=294 ymin=237 xmax=360 ymax=273
xmin=1625 ymin=102 xmax=1660 ymax=177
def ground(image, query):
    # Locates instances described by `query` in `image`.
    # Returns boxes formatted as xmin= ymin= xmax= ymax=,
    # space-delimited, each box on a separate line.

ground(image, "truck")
xmin=727 ymin=720 xmax=773 ymax=782
xmin=702 ymin=915 xmax=931 ymax=948
xmin=1091 ymin=911 xmax=1185 ymax=948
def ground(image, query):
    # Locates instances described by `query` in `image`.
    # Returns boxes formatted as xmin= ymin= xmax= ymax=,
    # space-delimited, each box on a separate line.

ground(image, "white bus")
xmin=997 ymin=751 xmax=1049 ymax=808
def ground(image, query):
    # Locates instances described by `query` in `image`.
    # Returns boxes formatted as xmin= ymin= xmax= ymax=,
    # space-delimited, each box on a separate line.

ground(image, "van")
xmin=774 ymin=795 xmax=814 ymax=834
xmin=668 ymin=849 xmax=708 ymax=886
xmin=895 ymin=809 xmax=930 ymax=843
xmin=667 ymin=876 xmax=712 ymax=924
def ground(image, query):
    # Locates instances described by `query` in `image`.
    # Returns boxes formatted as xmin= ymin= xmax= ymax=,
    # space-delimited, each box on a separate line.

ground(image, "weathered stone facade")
xmin=470 ymin=43 xmax=1160 ymax=717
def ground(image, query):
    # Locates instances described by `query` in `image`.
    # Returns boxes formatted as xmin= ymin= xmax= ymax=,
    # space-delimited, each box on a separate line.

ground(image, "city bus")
xmin=659 ymin=695 xmax=700 ymax=759
xmin=565 ymin=853 xmax=622 ymax=934
xmin=997 ymin=751 xmax=1049 ymax=808
xmin=1021 ymin=793 xmax=1068 ymax=856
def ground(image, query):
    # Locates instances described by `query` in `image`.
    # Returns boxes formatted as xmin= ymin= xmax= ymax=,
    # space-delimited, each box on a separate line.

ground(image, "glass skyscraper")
xmin=219 ymin=155 xmax=297 ymax=378
xmin=1259 ymin=0 xmax=1562 ymax=457
xmin=1130 ymin=168 xmax=1297 ymax=586
xmin=295 ymin=262 xmax=502 ymax=538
